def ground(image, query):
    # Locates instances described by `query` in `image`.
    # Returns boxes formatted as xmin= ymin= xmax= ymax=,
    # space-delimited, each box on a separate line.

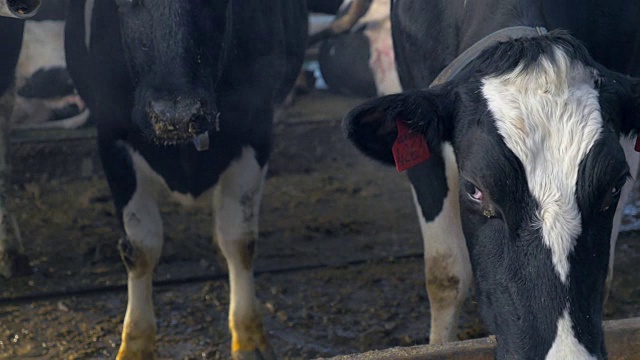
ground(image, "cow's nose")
xmin=149 ymin=98 xmax=201 ymax=124
xmin=148 ymin=98 xmax=206 ymax=138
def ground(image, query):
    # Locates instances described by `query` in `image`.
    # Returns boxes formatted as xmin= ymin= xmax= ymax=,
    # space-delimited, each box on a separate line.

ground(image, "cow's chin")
xmin=150 ymin=131 xmax=195 ymax=146
xmin=139 ymin=113 xmax=212 ymax=147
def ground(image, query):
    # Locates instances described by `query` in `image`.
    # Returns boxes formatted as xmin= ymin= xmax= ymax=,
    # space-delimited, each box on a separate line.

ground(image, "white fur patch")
xmin=481 ymin=46 xmax=603 ymax=284
xmin=17 ymin=20 xmax=66 ymax=80
xmin=545 ymin=310 xmax=596 ymax=360
xmin=213 ymin=146 xmax=265 ymax=243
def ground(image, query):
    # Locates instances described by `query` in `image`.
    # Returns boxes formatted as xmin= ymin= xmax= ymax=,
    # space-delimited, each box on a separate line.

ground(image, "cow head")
xmin=114 ymin=0 xmax=231 ymax=147
xmin=345 ymin=31 xmax=640 ymax=358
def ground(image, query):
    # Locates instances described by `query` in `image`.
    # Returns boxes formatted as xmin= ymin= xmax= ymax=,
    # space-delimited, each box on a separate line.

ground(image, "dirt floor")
xmin=1 ymin=91 xmax=639 ymax=359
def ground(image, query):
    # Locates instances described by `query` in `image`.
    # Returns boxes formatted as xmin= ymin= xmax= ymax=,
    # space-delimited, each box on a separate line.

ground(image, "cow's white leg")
xmin=116 ymin=153 xmax=163 ymax=360
xmin=213 ymin=146 xmax=273 ymax=360
xmin=412 ymin=143 xmax=472 ymax=344
xmin=605 ymin=137 xmax=639 ymax=303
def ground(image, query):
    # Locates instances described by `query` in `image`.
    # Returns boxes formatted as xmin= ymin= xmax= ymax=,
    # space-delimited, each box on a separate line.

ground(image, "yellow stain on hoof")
xmin=116 ymin=347 xmax=156 ymax=360
xmin=229 ymin=313 xmax=272 ymax=354
xmin=117 ymin=327 xmax=156 ymax=360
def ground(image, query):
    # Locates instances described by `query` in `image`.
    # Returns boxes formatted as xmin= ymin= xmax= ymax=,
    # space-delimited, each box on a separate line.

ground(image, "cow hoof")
xmin=116 ymin=348 xmax=155 ymax=360
xmin=0 ymin=250 xmax=32 ymax=278
xmin=232 ymin=346 xmax=277 ymax=360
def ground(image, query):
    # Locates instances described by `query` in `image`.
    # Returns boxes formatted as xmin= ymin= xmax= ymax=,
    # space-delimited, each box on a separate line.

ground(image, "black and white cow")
xmin=345 ymin=0 xmax=640 ymax=358
xmin=311 ymin=0 xmax=401 ymax=97
xmin=11 ymin=0 xmax=89 ymax=129
xmin=65 ymin=1 xmax=306 ymax=359
xmin=12 ymin=0 xmax=89 ymax=130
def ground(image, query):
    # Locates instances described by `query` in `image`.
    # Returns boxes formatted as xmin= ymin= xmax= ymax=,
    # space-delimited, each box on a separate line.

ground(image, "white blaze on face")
xmin=481 ymin=46 xmax=603 ymax=284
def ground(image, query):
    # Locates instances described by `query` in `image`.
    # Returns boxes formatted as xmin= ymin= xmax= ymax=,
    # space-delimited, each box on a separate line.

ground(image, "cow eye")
xmin=601 ymin=176 xmax=629 ymax=212
xmin=463 ymin=181 xmax=484 ymax=202
xmin=611 ymin=185 xmax=621 ymax=197
xmin=611 ymin=175 xmax=630 ymax=197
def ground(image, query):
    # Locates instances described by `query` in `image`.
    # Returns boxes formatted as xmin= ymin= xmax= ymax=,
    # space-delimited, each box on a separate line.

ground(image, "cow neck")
xmin=430 ymin=26 xmax=548 ymax=87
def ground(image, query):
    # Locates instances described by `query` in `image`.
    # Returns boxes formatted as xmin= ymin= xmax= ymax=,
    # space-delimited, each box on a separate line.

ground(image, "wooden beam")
xmin=323 ymin=317 xmax=640 ymax=360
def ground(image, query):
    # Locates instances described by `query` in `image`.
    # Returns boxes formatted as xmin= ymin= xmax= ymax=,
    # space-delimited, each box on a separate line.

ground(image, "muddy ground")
xmin=1 ymin=91 xmax=639 ymax=359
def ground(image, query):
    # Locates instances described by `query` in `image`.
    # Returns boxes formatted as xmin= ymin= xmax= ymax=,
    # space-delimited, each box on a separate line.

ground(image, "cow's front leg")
xmin=116 ymin=179 xmax=163 ymax=360
xmin=213 ymin=146 xmax=274 ymax=360
xmin=409 ymin=144 xmax=472 ymax=344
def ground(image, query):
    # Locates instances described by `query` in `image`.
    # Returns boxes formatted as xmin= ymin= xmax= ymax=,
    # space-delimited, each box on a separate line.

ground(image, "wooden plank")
xmin=323 ymin=317 xmax=640 ymax=360
xmin=605 ymin=317 xmax=640 ymax=360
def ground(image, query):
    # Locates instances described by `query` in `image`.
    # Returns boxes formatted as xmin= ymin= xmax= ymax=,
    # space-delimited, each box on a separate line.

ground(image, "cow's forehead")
xmin=480 ymin=45 xmax=603 ymax=284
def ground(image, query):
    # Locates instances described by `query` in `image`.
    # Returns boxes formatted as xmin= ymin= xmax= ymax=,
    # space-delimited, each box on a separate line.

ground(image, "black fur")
xmin=0 ymin=17 xmax=24 ymax=95
xmin=17 ymin=67 xmax=76 ymax=99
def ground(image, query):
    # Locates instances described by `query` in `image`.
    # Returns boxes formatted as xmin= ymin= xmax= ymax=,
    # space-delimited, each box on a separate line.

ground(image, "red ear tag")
xmin=391 ymin=119 xmax=430 ymax=172
xmin=635 ymin=134 xmax=640 ymax=152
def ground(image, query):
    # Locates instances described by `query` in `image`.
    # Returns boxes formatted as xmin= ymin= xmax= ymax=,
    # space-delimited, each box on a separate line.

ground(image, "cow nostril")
xmin=187 ymin=115 xmax=210 ymax=135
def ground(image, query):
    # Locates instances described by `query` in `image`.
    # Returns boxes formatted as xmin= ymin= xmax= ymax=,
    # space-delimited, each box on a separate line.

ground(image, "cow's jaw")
xmin=480 ymin=45 xmax=603 ymax=359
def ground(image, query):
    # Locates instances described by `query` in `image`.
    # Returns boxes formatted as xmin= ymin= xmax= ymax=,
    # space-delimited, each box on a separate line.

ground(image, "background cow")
xmin=345 ymin=0 xmax=640 ymax=358
xmin=11 ymin=0 xmax=88 ymax=130
xmin=0 ymin=0 xmax=81 ymax=279
xmin=304 ymin=0 xmax=401 ymax=98
xmin=65 ymin=0 xmax=306 ymax=359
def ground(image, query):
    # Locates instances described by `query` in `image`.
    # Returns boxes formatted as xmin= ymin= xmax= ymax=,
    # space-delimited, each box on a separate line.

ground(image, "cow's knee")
xmin=120 ymin=179 xmax=163 ymax=273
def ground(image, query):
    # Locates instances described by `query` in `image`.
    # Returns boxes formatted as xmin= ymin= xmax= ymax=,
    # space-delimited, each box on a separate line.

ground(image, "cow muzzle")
xmin=148 ymin=98 xmax=214 ymax=151
xmin=0 ymin=0 xmax=40 ymax=18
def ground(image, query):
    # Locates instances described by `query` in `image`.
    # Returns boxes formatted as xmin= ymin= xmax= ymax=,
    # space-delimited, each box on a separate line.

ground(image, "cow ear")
xmin=343 ymin=88 xmax=454 ymax=166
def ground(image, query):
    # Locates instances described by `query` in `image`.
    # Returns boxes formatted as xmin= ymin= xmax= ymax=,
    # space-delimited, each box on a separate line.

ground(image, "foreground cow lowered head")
xmin=65 ymin=0 xmax=306 ymax=359
xmin=345 ymin=31 xmax=640 ymax=359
